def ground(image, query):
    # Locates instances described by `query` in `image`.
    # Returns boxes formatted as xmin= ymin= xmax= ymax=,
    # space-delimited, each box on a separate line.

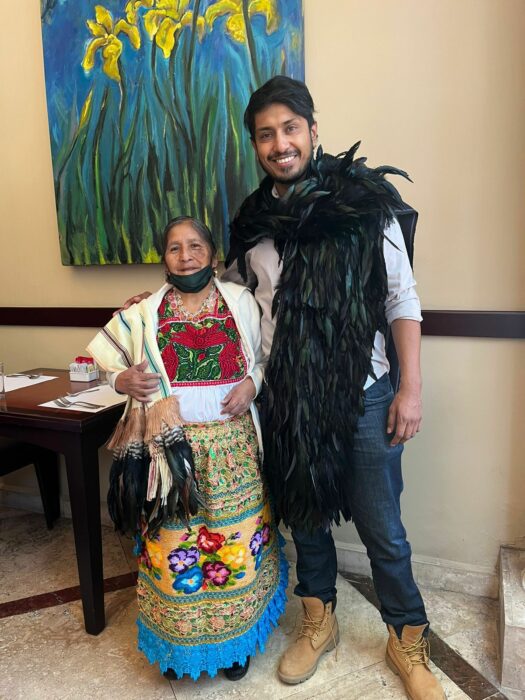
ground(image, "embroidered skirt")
xmin=135 ymin=412 xmax=288 ymax=680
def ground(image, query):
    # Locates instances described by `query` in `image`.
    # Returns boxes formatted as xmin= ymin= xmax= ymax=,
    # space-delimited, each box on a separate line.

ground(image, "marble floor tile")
xmin=0 ymin=588 xmax=175 ymax=700
xmin=419 ymin=585 xmax=501 ymax=691
xmin=0 ymin=570 xmax=473 ymax=700
xmin=0 ymin=510 xmax=132 ymax=603
xmin=420 ymin=586 xmax=499 ymax=640
xmin=0 ymin=511 xmax=494 ymax=700
xmin=170 ymin=572 xmax=461 ymax=700
xmin=275 ymin=660 xmax=469 ymax=700
xmin=444 ymin=626 xmax=501 ymax=691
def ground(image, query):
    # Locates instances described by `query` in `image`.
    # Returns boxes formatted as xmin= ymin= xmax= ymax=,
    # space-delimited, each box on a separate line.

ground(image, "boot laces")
xmin=298 ymin=608 xmax=324 ymax=641
xmin=395 ymin=635 xmax=430 ymax=667
xmin=298 ymin=606 xmax=339 ymax=662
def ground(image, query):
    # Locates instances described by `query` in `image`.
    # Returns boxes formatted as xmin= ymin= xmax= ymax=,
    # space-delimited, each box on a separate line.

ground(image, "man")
xmin=221 ymin=76 xmax=444 ymax=700
xmin=118 ymin=76 xmax=444 ymax=699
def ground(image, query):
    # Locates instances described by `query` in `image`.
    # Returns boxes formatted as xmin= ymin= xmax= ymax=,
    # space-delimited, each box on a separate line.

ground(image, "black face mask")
xmin=166 ymin=265 xmax=213 ymax=293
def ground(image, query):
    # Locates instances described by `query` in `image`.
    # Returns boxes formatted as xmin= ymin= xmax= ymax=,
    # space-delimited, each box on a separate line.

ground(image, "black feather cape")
xmin=227 ymin=143 xmax=410 ymax=531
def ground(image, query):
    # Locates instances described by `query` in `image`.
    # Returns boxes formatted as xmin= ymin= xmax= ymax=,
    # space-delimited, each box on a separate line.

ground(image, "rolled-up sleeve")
xmin=383 ymin=218 xmax=422 ymax=325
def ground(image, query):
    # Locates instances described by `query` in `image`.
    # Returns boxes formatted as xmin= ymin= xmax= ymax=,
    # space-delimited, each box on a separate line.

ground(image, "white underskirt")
xmin=170 ymin=381 xmax=244 ymax=423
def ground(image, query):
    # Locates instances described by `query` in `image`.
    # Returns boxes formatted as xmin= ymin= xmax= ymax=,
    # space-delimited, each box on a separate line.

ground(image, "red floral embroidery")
xmin=174 ymin=323 xmax=228 ymax=350
xmin=156 ymin=291 xmax=248 ymax=384
xmin=218 ymin=343 xmax=241 ymax=376
xmin=161 ymin=341 xmax=179 ymax=378
xmin=158 ymin=296 xmax=169 ymax=317
xmin=197 ymin=526 xmax=225 ymax=553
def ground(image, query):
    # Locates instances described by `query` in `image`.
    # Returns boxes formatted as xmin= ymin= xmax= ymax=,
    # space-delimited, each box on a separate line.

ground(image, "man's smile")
xmin=271 ymin=153 xmax=298 ymax=166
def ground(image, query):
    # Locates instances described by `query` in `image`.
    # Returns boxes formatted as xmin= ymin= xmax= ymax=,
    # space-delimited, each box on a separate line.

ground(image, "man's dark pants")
xmin=291 ymin=373 xmax=428 ymax=636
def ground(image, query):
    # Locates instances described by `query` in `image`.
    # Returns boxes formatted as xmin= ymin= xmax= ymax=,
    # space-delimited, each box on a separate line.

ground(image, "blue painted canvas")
xmin=41 ymin=0 xmax=304 ymax=264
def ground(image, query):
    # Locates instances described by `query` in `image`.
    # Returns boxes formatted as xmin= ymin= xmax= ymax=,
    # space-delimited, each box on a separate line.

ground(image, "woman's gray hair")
xmin=162 ymin=216 xmax=217 ymax=258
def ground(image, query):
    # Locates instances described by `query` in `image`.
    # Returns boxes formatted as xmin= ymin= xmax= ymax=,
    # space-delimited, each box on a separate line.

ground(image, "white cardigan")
xmin=92 ymin=278 xmax=265 ymax=452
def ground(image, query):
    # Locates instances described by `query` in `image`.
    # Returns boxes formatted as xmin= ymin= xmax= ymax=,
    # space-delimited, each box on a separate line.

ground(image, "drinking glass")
xmin=95 ymin=364 xmax=108 ymax=386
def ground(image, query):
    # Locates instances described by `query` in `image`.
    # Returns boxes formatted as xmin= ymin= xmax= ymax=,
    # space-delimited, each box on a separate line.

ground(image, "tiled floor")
xmin=0 ymin=508 xmax=509 ymax=700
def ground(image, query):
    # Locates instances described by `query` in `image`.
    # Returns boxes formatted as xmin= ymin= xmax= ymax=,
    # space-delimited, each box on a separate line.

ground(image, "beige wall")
xmin=1 ymin=1 xmax=524 ymax=576
xmin=307 ymin=0 xmax=525 ymax=311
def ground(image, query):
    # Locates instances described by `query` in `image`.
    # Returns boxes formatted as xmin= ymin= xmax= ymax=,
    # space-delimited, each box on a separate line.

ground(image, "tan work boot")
xmin=278 ymin=597 xmax=339 ymax=684
xmin=386 ymin=624 xmax=446 ymax=699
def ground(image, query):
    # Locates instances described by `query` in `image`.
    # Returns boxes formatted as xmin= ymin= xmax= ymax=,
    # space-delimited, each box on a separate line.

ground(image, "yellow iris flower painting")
xmin=41 ymin=0 xmax=304 ymax=265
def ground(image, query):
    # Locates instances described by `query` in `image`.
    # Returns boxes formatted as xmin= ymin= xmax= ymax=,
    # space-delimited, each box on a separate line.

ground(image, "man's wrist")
xmin=113 ymin=370 xmax=126 ymax=394
xmin=399 ymin=377 xmax=422 ymax=394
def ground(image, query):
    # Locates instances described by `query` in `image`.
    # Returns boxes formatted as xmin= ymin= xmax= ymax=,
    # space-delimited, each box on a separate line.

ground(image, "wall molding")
xmin=0 ymin=307 xmax=115 ymax=328
xmin=0 ymin=487 xmax=113 ymax=530
xmin=281 ymin=532 xmax=499 ymax=600
xmin=0 ymin=307 xmax=523 ymax=338
xmin=421 ymin=310 xmax=525 ymax=339
xmin=0 ymin=485 xmax=46 ymax=516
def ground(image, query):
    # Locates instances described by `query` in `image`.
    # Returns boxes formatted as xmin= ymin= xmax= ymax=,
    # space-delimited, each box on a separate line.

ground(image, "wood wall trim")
xmin=0 ymin=307 xmax=524 ymax=339
xmin=421 ymin=310 xmax=525 ymax=339
xmin=0 ymin=308 xmax=114 ymax=328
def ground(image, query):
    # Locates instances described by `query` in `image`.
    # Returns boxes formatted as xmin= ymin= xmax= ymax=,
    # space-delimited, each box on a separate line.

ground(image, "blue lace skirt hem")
xmin=137 ymin=540 xmax=289 ymax=681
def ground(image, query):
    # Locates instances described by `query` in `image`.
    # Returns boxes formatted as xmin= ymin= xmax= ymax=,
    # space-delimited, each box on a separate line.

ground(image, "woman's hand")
xmin=115 ymin=360 xmax=161 ymax=402
xmin=221 ymin=377 xmax=256 ymax=416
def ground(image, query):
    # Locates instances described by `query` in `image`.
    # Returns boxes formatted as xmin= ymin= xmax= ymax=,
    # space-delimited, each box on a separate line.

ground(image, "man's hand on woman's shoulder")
xmin=112 ymin=291 xmax=152 ymax=317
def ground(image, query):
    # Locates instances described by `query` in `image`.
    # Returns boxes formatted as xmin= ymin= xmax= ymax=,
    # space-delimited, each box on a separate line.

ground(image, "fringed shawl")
xmin=227 ymin=143 xmax=410 ymax=531
xmin=87 ymin=296 xmax=202 ymax=538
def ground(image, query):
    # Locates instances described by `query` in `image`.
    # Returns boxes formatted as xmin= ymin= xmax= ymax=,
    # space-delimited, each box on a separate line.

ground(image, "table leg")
xmin=34 ymin=448 xmax=60 ymax=529
xmin=64 ymin=437 xmax=105 ymax=635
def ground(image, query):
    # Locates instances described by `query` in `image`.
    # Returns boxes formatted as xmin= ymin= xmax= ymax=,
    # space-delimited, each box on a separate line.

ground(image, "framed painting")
xmin=40 ymin=0 xmax=304 ymax=265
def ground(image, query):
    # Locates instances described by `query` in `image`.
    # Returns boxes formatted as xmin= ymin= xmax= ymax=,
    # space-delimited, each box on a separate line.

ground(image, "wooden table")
xmin=0 ymin=368 xmax=124 ymax=634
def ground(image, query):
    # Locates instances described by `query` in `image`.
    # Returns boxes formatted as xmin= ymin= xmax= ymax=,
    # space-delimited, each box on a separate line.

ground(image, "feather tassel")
xmin=105 ymin=395 xmax=201 ymax=538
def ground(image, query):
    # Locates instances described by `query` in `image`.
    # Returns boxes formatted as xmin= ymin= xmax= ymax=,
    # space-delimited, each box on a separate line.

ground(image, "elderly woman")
xmin=87 ymin=216 xmax=287 ymax=682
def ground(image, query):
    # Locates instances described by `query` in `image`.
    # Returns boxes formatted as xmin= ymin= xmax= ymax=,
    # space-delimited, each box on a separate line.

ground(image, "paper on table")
xmin=3 ymin=375 xmax=59 ymax=392
xmin=39 ymin=384 xmax=127 ymax=413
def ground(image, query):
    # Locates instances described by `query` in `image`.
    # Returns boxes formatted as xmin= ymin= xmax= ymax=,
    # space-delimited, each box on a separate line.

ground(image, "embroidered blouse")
xmin=157 ymin=289 xmax=248 ymax=423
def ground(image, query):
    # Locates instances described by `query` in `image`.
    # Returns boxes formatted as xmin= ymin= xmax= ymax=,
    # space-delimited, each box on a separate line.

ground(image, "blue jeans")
xmin=291 ymin=373 xmax=428 ymax=635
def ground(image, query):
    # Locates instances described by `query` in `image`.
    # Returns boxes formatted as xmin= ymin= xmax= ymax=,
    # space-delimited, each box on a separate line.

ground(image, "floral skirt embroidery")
xmin=135 ymin=412 xmax=288 ymax=680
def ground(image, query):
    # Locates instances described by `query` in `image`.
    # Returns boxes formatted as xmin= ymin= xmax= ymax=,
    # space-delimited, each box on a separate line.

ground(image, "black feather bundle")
xmin=107 ymin=442 xmax=148 ymax=534
xmin=228 ymin=143 xmax=410 ymax=530
xmin=107 ymin=427 xmax=201 ymax=539
xmin=144 ymin=428 xmax=203 ymax=537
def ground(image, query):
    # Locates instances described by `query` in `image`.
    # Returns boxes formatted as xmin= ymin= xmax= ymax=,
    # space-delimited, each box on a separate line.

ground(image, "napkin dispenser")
xmin=69 ymin=356 xmax=99 ymax=382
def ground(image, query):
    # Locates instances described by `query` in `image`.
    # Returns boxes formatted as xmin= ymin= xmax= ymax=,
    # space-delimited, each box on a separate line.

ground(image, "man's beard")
xmin=259 ymin=141 xmax=315 ymax=186
xmin=271 ymin=160 xmax=310 ymax=185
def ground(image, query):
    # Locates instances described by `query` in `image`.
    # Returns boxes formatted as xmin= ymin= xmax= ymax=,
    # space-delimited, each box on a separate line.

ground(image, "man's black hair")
xmin=243 ymin=75 xmax=315 ymax=139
